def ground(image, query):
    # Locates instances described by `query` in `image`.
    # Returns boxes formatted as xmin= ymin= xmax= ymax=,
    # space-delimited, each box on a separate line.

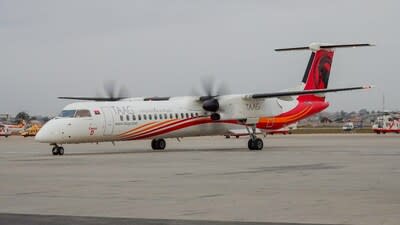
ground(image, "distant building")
xmin=320 ymin=117 xmax=332 ymax=124
xmin=0 ymin=114 xmax=10 ymax=121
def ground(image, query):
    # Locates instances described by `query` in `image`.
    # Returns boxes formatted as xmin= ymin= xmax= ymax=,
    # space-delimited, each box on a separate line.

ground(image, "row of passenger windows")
xmin=120 ymin=112 xmax=200 ymax=121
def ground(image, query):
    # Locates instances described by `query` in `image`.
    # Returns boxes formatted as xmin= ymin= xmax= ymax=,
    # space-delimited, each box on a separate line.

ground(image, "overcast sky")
xmin=1 ymin=0 xmax=398 ymax=115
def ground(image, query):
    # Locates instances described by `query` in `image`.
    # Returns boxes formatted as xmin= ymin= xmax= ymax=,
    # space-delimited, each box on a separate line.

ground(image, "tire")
xmin=248 ymin=139 xmax=263 ymax=150
xmin=58 ymin=147 xmax=64 ymax=155
xmin=52 ymin=147 xmax=59 ymax=155
xmin=151 ymin=139 xmax=157 ymax=150
xmin=248 ymin=139 xmax=255 ymax=150
xmin=158 ymin=139 xmax=166 ymax=150
xmin=254 ymin=138 xmax=263 ymax=150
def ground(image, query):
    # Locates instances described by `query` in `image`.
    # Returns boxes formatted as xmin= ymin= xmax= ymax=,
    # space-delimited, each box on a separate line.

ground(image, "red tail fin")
xmin=275 ymin=43 xmax=373 ymax=102
xmin=298 ymin=49 xmax=334 ymax=102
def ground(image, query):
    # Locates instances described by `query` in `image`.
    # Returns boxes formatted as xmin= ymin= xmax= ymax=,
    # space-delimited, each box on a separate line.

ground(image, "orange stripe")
xmin=119 ymin=120 xmax=176 ymax=138
xmin=259 ymin=105 xmax=311 ymax=124
xmin=277 ymin=106 xmax=312 ymax=122
xmin=119 ymin=121 xmax=157 ymax=136
xmin=121 ymin=117 xmax=203 ymax=140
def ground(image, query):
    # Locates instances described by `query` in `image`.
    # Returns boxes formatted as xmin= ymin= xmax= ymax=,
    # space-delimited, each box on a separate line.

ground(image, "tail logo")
xmin=315 ymin=54 xmax=332 ymax=89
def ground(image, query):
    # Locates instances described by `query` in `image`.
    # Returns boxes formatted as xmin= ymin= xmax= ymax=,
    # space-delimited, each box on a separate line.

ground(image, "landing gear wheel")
xmin=248 ymin=138 xmax=263 ymax=151
xmin=158 ymin=139 xmax=166 ymax=150
xmin=51 ymin=145 xmax=64 ymax=155
xmin=58 ymin=147 xmax=64 ymax=155
xmin=151 ymin=139 xmax=157 ymax=149
xmin=52 ymin=147 xmax=59 ymax=155
xmin=151 ymin=139 xmax=166 ymax=150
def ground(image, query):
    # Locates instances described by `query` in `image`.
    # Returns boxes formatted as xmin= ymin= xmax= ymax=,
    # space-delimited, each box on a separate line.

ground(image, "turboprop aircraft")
xmin=36 ymin=43 xmax=373 ymax=155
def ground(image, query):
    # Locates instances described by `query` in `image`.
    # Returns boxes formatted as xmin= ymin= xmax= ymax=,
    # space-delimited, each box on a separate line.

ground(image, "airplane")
xmin=35 ymin=43 xmax=374 ymax=155
xmin=0 ymin=120 xmax=26 ymax=137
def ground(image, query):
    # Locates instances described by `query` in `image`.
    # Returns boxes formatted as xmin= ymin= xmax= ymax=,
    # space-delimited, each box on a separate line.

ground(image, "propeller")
xmin=100 ymin=80 xmax=130 ymax=101
xmin=198 ymin=77 xmax=230 ymax=101
xmin=196 ymin=77 xmax=230 ymax=120
xmin=59 ymin=80 xmax=130 ymax=101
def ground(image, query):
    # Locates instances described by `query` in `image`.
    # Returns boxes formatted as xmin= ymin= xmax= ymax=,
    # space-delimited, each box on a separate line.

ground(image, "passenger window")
xmin=120 ymin=115 xmax=123 ymax=121
xmin=159 ymin=114 xmax=163 ymax=120
xmin=126 ymin=115 xmax=130 ymax=121
xmin=164 ymin=113 xmax=168 ymax=119
xmin=75 ymin=109 xmax=91 ymax=118
xmin=175 ymin=113 xmax=179 ymax=119
xmin=143 ymin=114 xmax=147 ymax=120
xmin=149 ymin=114 xmax=152 ymax=120
xmin=186 ymin=113 xmax=189 ymax=118
xmin=154 ymin=114 xmax=158 ymax=120
xmin=181 ymin=113 xmax=184 ymax=119
xmin=190 ymin=113 xmax=194 ymax=118
xmin=138 ymin=115 xmax=142 ymax=120
xmin=170 ymin=114 xmax=173 ymax=119
xmin=195 ymin=112 xmax=199 ymax=117
xmin=132 ymin=114 xmax=136 ymax=120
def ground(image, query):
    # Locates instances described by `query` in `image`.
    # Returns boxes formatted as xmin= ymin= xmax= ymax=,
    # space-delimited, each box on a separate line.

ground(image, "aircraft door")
xmin=101 ymin=107 xmax=114 ymax=135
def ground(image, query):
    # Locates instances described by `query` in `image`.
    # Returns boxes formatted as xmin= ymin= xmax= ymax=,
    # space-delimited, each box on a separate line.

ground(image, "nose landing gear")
xmin=51 ymin=144 xmax=64 ymax=155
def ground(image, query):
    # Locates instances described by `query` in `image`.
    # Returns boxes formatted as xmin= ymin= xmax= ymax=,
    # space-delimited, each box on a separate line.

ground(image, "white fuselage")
xmin=36 ymin=95 xmax=298 ymax=144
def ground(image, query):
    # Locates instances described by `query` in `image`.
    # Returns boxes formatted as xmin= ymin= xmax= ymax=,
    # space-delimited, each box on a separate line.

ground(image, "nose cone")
xmin=35 ymin=126 xmax=50 ymax=142
xmin=35 ymin=119 xmax=62 ymax=143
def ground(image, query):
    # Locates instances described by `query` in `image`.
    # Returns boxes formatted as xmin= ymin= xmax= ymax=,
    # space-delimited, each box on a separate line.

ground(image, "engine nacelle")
xmin=202 ymin=99 xmax=219 ymax=112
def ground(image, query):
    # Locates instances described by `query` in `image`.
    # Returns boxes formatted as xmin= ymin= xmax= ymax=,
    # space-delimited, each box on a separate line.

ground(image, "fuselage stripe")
xmin=120 ymin=117 xmax=205 ymax=140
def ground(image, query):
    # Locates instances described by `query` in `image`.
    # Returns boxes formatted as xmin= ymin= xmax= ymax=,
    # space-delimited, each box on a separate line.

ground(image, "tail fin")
xmin=276 ymin=43 xmax=373 ymax=102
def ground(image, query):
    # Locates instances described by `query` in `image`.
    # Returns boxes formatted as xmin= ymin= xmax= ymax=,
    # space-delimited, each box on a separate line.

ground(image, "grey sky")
xmin=1 ymin=0 xmax=398 ymax=115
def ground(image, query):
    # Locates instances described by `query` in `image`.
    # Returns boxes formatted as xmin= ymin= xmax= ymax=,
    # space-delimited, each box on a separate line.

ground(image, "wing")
xmin=58 ymin=97 xmax=125 ymax=101
xmin=58 ymin=96 xmax=171 ymax=101
xmin=246 ymin=85 xmax=373 ymax=99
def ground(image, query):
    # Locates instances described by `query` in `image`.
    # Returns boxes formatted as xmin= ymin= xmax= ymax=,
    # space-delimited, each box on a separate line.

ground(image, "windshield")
xmin=75 ymin=110 xmax=91 ymax=117
xmin=58 ymin=109 xmax=91 ymax=118
xmin=59 ymin=110 xmax=76 ymax=118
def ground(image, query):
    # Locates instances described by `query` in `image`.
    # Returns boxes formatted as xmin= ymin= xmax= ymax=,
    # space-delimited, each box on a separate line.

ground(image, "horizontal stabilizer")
xmin=275 ymin=43 xmax=374 ymax=52
xmin=249 ymin=85 xmax=373 ymax=99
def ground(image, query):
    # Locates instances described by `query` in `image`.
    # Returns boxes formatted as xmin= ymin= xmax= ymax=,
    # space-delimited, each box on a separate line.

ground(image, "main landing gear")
xmin=246 ymin=125 xmax=264 ymax=151
xmin=51 ymin=144 xmax=64 ymax=155
xmin=151 ymin=138 xmax=166 ymax=150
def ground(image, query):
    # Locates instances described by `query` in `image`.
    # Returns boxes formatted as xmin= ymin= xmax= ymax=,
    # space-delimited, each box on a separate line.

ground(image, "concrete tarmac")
xmin=0 ymin=134 xmax=399 ymax=225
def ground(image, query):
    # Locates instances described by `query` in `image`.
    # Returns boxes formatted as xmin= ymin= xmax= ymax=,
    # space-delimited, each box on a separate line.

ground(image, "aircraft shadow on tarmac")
xmin=28 ymin=144 xmax=319 ymax=157
xmin=0 ymin=213 xmax=345 ymax=225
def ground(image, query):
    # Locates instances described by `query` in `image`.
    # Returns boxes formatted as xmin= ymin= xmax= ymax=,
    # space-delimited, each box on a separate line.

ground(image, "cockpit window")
xmin=59 ymin=110 xmax=76 ymax=118
xmin=75 ymin=110 xmax=91 ymax=118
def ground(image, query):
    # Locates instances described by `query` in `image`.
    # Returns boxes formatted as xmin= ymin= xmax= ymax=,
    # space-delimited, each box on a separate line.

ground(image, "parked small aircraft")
xmin=36 ymin=43 xmax=373 ymax=155
xmin=0 ymin=120 xmax=26 ymax=137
